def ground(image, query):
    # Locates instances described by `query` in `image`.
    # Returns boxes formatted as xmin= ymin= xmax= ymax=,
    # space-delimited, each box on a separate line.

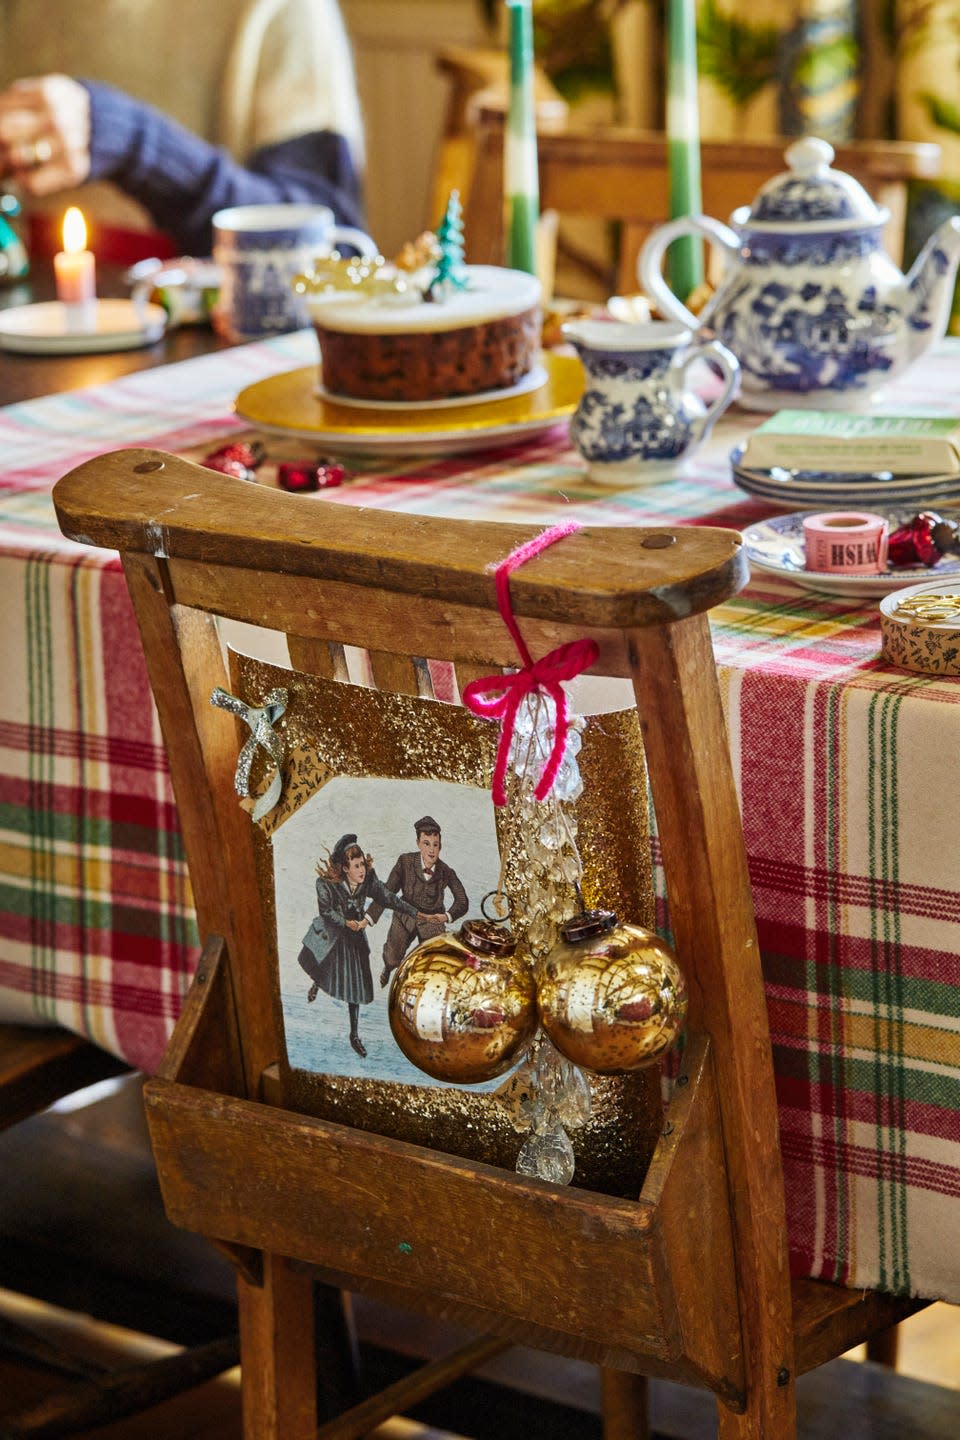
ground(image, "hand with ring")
xmin=0 ymin=74 xmax=91 ymax=195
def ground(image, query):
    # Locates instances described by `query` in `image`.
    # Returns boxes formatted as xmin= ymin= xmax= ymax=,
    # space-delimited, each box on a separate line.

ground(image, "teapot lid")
xmin=738 ymin=136 xmax=888 ymax=230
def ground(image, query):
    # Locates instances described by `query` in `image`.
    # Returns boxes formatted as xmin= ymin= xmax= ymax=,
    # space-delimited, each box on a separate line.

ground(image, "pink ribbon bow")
xmin=462 ymin=522 xmax=598 ymax=806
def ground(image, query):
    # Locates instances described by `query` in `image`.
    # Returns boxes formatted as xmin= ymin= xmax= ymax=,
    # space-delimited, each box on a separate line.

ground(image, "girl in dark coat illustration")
xmin=297 ymin=832 xmax=429 ymax=1058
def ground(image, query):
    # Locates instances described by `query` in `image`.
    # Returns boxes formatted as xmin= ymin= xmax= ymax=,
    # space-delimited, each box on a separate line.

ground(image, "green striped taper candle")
xmin=505 ymin=0 xmax=540 ymax=277
xmin=666 ymin=0 xmax=704 ymax=302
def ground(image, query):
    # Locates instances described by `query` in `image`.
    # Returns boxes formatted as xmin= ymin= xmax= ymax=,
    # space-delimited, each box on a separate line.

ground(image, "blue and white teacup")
xmin=562 ymin=319 xmax=740 ymax=484
xmin=211 ymin=203 xmax=376 ymax=342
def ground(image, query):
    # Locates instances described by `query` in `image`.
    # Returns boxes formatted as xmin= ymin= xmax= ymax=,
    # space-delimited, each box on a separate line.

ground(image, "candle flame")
xmin=62 ymin=207 xmax=87 ymax=254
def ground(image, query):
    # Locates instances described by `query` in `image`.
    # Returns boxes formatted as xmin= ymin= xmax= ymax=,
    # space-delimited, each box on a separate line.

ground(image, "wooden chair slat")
xmin=170 ymin=558 xmax=638 ymax=674
xmin=368 ymin=650 xmax=422 ymax=695
xmin=286 ymin=635 xmax=341 ymax=679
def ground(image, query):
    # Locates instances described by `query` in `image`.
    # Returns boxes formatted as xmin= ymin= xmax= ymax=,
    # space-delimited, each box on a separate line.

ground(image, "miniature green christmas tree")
xmin=429 ymin=190 xmax=468 ymax=299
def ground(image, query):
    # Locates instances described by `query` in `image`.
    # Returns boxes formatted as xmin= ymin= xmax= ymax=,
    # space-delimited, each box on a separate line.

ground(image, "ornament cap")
xmin=459 ymin=917 xmax=517 ymax=956
xmin=560 ymin=908 xmax=618 ymax=943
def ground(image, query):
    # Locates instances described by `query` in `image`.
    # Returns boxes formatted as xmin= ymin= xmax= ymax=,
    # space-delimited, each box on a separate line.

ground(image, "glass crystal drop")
xmin=515 ymin=1133 xmax=542 ymax=1177
xmin=556 ymin=1063 xmax=593 ymax=1127
xmin=559 ymin=852 xmax=582 ymax=885
xmin=519 ymin=1124 xmax=576 ymax=1185
xmin=553 ymin=767 xmax=583 ymax=803
xmin=513 ymin=699 xmax=536 ymax=736
xmin=564 ymin=727 xmax=582 ymax=758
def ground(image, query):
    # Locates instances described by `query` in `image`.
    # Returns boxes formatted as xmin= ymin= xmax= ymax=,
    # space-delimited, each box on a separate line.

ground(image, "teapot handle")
xmin=638 ymin=215 xmax=740 ymax=328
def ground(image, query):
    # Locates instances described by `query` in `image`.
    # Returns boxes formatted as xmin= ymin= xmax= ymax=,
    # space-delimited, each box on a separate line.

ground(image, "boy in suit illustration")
xmin=369 ymin=816 xmax=468 ymax=988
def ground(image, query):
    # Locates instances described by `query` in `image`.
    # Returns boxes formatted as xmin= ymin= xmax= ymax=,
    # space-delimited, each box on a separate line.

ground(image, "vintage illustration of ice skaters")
xmin=296 ymin=832 xmax=446 ymax=1057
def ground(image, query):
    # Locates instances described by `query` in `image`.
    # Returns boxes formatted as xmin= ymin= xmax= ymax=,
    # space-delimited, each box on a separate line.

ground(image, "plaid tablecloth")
xmin=2 ymin=329 xmax=958 ymax=1302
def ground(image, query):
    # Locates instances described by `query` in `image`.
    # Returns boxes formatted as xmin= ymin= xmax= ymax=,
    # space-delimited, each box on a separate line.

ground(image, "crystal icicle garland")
xmin=496 ymin=691 xmax=592 ymax=1185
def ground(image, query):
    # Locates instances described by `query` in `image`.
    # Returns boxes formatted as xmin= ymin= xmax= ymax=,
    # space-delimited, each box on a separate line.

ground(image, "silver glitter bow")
xmin=210 ymin=686 xmax=288 ymax=822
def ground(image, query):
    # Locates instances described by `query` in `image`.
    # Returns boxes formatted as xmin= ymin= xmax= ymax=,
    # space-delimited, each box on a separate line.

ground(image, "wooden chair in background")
xmin=430 ymin=45 xmax=568 ymax=231
xmin=51 ymin=447 xmax=927 ymax=1440
xmin=459 ymin=105 xmax=942 ymax=298
xmin=0 ymin=1027 xmax=243 ymax=1437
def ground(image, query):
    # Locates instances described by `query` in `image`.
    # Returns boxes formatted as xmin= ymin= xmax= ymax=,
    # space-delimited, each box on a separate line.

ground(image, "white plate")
xmin=315 ymin=363 xmax=549 ymax=412
xmin=730 ymin=444 xmax=960 ymax=511
xmin=735 ymin=475 xmax=960 ymax=511
xmin=741 ymin=508 xmax=960 ymax=598
xmin=0 ymin=298 xmax=167 ymax=354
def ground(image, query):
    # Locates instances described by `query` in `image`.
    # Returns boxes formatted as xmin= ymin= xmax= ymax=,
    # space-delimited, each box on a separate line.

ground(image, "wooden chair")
xmin=461 ymin=108 xmax=942 ymax=297
xmin=0 ymin=1026 xmax=126 ymax=1136
xmin=52 ymin=448 xmax=925 ymax=1440
xmin=430 ymin=44 xmax=568 ymax=232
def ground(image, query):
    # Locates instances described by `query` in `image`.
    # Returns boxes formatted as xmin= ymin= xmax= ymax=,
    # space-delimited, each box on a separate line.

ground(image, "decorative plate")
xmin=730 ymin=444 xmax=960 ymax=511
xmin=741 ymin=507 xmax=960 ymax=598
xmin=0 ymin=298 xmax=167 ymax=354
xmin=235 ymin=351 xmax=581 ymax=457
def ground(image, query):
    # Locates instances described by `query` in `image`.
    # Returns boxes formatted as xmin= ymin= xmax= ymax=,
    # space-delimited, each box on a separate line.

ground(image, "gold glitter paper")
xmin=231 ymin=651 xmax=660 ymax=1198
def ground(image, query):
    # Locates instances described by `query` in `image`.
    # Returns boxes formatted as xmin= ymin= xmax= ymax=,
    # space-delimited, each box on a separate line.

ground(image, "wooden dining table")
xmin=0 ymin=262 xmax=235 ymax=405
xmin=2 ymin=255 xmax=959 ymax=1311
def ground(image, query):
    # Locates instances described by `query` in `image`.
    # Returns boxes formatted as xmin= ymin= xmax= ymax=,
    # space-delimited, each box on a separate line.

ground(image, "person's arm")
xmin=366 ymin=859 xmax=402 ymax=927
xmin=85 ymin=80 xmax=365 ymax=254
xmin=367 ymin=872 xmax=418 ymax=920
xmin=313 ymin=880 xmax=347 ymax=931
xmin=443 ymin=864 xmax=469 ymax=924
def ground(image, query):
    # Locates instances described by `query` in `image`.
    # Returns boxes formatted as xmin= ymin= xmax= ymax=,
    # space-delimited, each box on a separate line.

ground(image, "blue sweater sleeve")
xmin=83 ymin=79 xmax=365 ymax=255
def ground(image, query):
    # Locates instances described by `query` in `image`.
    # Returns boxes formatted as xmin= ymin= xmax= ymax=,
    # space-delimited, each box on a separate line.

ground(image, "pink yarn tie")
xmin=462 ymin=522 xmax=599 ymax=806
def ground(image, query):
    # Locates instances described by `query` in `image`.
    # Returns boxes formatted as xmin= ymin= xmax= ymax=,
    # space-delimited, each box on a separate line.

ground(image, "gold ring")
xmin=14 ymin=137 xmax=53 ymax=168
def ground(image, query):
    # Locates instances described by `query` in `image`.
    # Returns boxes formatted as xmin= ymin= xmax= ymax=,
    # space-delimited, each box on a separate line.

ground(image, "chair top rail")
xmin=471 ymin=115 xmax=943 ymax=181
xmin=54 ymin=449 xmax=748 ymax=630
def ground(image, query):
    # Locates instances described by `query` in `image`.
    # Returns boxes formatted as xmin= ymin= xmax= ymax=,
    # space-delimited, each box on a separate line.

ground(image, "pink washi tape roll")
xmin=802 ymin=511 xmax=889 ymax=574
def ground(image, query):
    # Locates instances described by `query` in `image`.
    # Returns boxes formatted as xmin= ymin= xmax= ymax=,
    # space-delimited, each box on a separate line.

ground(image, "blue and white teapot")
xmin=639 ymin=136 xmax=960 ymax=411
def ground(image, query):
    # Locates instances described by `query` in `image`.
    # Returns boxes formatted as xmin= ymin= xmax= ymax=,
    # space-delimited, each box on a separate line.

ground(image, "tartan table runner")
xmin=2 ymin=329 xmax=958 ymax=1301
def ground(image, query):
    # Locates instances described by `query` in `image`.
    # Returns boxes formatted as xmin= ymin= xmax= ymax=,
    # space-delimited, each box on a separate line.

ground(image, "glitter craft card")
xmin=229 ymin=651 xmax=661 ymax=1195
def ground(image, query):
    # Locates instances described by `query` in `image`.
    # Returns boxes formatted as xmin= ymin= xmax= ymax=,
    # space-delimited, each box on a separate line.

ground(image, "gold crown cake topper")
xmin=292 ymin=229 xmax=445 ymax=301
xmin=292 ymin=252 xmax=409 ymax=299
xmin=293 ymin=192 xmax=468 ymax=303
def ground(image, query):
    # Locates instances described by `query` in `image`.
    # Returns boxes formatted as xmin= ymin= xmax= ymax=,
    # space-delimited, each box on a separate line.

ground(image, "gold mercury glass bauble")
xmin=536 ymin=910 xmax=688 ymax=1073
xmin=388 ymin=919 xmax=537 ymax=1084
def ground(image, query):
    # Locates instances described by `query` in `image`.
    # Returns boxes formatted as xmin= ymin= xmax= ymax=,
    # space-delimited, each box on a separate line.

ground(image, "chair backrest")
xmin=53 ymin=448 xmax=798 ymax=1436
xmin=462 ymin=110 xmax=942 ymax=295
xmin=431 ymin=44 xmax=568 ymax=232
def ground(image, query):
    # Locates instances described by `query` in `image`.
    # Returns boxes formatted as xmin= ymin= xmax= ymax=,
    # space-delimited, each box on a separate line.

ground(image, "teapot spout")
xmin=902 ymin=215 xmax=960 ymax=362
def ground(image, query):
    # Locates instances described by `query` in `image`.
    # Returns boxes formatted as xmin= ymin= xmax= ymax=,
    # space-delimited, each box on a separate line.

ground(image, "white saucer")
xmin=730 ymin=443 xmax=960 ymax=511
xmin=741 ymin=507 xmax=960 ymax=598
xmin=0 ymin=298 xmax=167 ymax=354
xmin=315 ymin=364 xmax=549 ymax=412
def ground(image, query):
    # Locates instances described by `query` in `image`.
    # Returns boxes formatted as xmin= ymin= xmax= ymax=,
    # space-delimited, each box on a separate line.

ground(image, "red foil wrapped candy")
xmin=887 ymin=511 xmax=959 ymax=568
xmin=277 ymin=461 xmax=347 ymax=493
xmin=201 ymin=440 xmax=266 ymax=482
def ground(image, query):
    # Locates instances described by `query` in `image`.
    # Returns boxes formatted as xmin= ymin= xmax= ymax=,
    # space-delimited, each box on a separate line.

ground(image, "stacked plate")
xmin=730 ymin=444 xmax=960 ymax=510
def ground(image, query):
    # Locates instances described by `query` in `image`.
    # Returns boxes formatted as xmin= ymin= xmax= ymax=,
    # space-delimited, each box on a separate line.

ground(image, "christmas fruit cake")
xmin=294 ymin=236 xmax=542 ymax=404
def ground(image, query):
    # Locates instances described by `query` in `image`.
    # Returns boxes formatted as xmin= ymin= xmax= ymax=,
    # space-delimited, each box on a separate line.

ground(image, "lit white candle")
xmin=54 ymin=207 xmax=96 ymax=329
